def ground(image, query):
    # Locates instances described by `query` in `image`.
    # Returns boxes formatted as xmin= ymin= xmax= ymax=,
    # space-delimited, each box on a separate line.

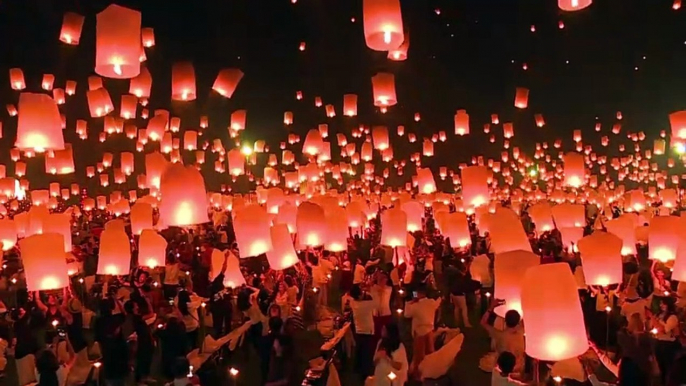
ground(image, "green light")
xmin=675 ymin=143 xmax=686 ymax=155
xmin=529 ymin=169 xmax=538 ymax=177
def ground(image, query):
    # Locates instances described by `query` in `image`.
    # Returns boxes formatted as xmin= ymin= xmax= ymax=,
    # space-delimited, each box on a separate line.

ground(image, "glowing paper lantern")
xmin=528 ymin=202 xmax=555 ymax=233
xmin=234 ymin=205 xmax=273 ymax=257
xmin=649 ymin=216 xmax=680 ymax=262
xmin=227 ymin=149 xmax=245 ymax=176
xmin=97 ymin=226 xmax=131 ymax=275
xmin=303 ymin=129 xmax=325 ymax=156
xmin=514 ymin=87 xmax=529 ymax=109
xmin=60 ymin=12 xmax=85 ymax=45
xmin=9 ymin=68 xmax=25 ymax=90
xmin=0 ymin=219 xmax=17 ymax=251
xmin=372 ymin=126 xmax=390 ymax=150
xmin=371 ymin=73 xmax=397 ymax=107
xmin=388 ymin=33 xmax=409 ymax=61
xmin=15 ymin=93 xmax=64 ymax=152
xmin=145 ymin=152 xmax=168 ymax=189
xmin=171 ymin=62 xmax=197 ymax=101
xmin=138 ymin=229 xmax=167 ymax=268
xmin=577 ymin=232 xmax=622 ymax=286
xmin=296 ymin=202 xmax=327 ymax=248
xmin=212 ymin=68 xmax=243 ymax=98
xmin=43 ymin=214 xmax=72 ymax=253
xmin=343 ymin=94 xmax=358 ymax=116
xmin=141 ymin=27 xmax=155 ymax=47
xmin=20 ymin=233 xmax=70 ymax=291
xmin=211 ymin=249 xmax=245 ymax=288
xmin=441 ymin=212 xmax=472 ymax=249
xmin=558 ymin=0 xmax=593 ymax=11
xmin=522 ymin=263 xmax=588 ymax=361
xmin=564 ymin=152 xmax=586 ymax=188
xmin=130 ymin=202 xmax=153 ymax=235
xmin=95 ymin=4 xmax=142 ymax=79
xmin=489 ymin=209 xmax=532 ymax=254
xmin=551 ymin=203 xmax=585 ymax=228
xmin=86 ymin=88 xmax=114 ymax=117
xmin=461 ymin=166 xmax=489 ymax=209
xmin=325 ymin=206 xmax=349 ymax=252
xmin=401 ymin=200 xmax=423 ymax=232
xmin=363 ymin=0 xmax=404 ymax=51
xmin=381 ymin=208 xmax=407 ymax=248
xmin=494 ymin=250 xmax=540 ymax=317
xmin=129 ymin=66 xmax=152 ymax=98
xmin=454 ymin=109 xmax=470 ymax=135
xmin=416 ymin=168 xmax=436 ymax=194
xmin=230 ymin=110 xmax=247 ymax=131
xmin=158 ymin=164 xmax=208 ymax=227
xmin=266 ymin=224 xmax=299 ymax=270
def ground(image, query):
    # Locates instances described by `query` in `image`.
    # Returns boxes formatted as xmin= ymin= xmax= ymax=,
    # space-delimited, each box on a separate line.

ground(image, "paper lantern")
xmin=15 ymin=93 xmax=64 ymax=152
xmin=441 ymin=212 xmax=471 ymax=248
xmin=343 ymin=94 xmax=358 ymax=116
xmin=454 ymin=109 xmax=470 ymax=135
xmin=388 ymin=33 xmax=409 ymax=61
xmin=514 ymin=87 xmax=529 ymax=109
xmin=670 ymin=111 xmax=686 ymax=139
xmin=461 ymin=166 xmax=489 ymax=209
xmin=363 ymin=0 xmax=404 ymax=51
xmin=86 ymin=88 xmax=114 ymax=117
xmin=381 ymin=208 xmax=407 ymax=248
xmin=171 ymin=62 xmax=196 ymax=101
xmin=130 ymin=202 xmax=153 ymax=235
xmin=401 ymin=201 xmax=423 ymax=232
xmin=303 ymin=129 xmax=325 ymax=156
xmin=211 ymin=249 xmax=246 ymax=288
xmin=528 ymin=202 xmax=555 ymax=233
xmin=9 ymin=68 xmax=25 ymax=90
xmin=558 ymin=0 xmax=593 ymax=11
xmin=212 ymin=68 xmax=244 ymax=98
xmin=97 ymin=226 xmax=131 ymax=275
xmin=265 ymin=224 xmax=299 ymax=270
xmin=234 ymin=205 xmax=273 ymax=257
xmin=534 ymin=114 xmax=545 ymax=127
xmin=20 ymin=233 xmax=70 ymax=291
xmin=158 ymin=164 xmax=208 ymax=227
xmin=649 ymin=216 xmax=680 ymax=262
xmin=60 ymin=12 xmax=85 ymax=45
xmin=564 ymin=152 xmax=586 ymax=188
xmin=141 ymin=27 xmax=155 ymax=47
xmin=416 ymin=168 xmax=436 ymax=194
xmin=422 ymin=139 xmax=434 ymax=157
xmin=138 ymin=229 xmax=167 ymax=268
xmin=494 ymin=250 xmax=539 ymax=317
xmin=325 ymin=206 xmax=349 ymax=252
xmin=227 ymin=149 xmax=245 ymax=176
xmin=577 ymin=232 xmax=622 ymax=286
xmin=371 ymin=73 xmax=397 ymax=106
xmin=0 ymin=219 xmax=17 ymax=251
xmin=43 ymin=214 xmax=72 ymax=253
xmin=95 ymin=4 xmax=142 ymax=78
xmin=296 ymin=202 xmax=327 ymax=247
xmin=522 ymin=263 xmax=588 ymax=361
xmin=551 ymin=203 xmax=585 ymax=228
xmin=129 ymin=66 xmax=152 ymax=98
xmin=145 ymin=152 xmax=168 ymax=189
xmin=230 ymin=110 xmax=247 ymax=131
xmin=489 ymin=209 xmax=532 ymax=254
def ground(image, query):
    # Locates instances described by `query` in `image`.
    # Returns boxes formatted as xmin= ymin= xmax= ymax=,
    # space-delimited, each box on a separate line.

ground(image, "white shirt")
xmin=353 ymin=264 xmax=366 ymax=284
xmin=371 ymin=285 xmax=393 ymax=317
xmin=620 ymin=297 xmax=648 ymax=322
xmin=404 ymin=298 xmax=440 ymax=337
xmin=351 ymin=299 xmax=376 ymax=335
xmin=312 ymin=259 xmax=335 ymax=285
xmin=372 ymin=342 xmax=408 ymax=386
xmin=655 ymin=314 xmax=679 ymax=341
xmin=491 ymin=371 xmax=526 ymax=386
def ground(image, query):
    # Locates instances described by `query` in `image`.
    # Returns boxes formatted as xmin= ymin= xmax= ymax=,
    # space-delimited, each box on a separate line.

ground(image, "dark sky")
xmin=0 ymin=0 xmax=685 ymax=191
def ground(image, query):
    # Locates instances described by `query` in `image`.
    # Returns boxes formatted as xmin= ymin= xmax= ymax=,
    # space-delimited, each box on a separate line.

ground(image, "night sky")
xmin=0 ymin=0 xmax=685 ymax=191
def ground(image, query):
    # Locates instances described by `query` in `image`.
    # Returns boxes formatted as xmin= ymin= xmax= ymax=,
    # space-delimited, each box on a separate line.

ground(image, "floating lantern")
xmin=20 ymin=233 xmax=70 ymax=291
xmin=0 ymin=219 xmax=17 ymax=251
xmin=325 ymin=206 xmax=349 ymax=252
xmin=130 ymin=202 xmax=153 ymax=235
xmin=230 ymin=110 xmax=247 ymax=131
xmin=158 ymin=164 xmax=208 ymax=227
xmin=15 ymin=93 xmax=64 ymax=152
xmin=60 ymin=12 xmax=85 ymax=45
xmin=363 ymin=0 xmax=404 ymax=51
xmin=212 ymin=68 xmax=244 ymax=98
xmin=95 ymin=4 xmax=142 ymax=78
xmin=558 ymin=0 xmax=593 ymax=11
xmin=297 ymin=202 xmax=327 ymax=248
xmin=171 ymin=62 xmax=196 ymax=101
xmin=211 ymin=250 xmax=246 ymax=288
xmin=138 ymin=229 xmax=167 ymax=268
xmin=266 ymin=224 xmax=299 ymax=270
xmin=494 ymin=249 xmax=540 ymax=317
xmin=234 ymin=205 xmax=273 ymax=257
xmin=381 ymin=208 xmax=407 ymax=248
xmin=9 ymin=68 xmax=25 ymax=90
xmin=514 ymin=87 xmax=529 ymax=109
xmin=461 ymin=166 xmax=489 ymax=209
xmin=454 ymin=110 xmax=470 ymax=135
xmin=371 ymin=73 xmax=397 ymax=107
xmin=97 ymin=226 xmax=131 ymax=275
xmin=141 ymin=27 xmax=155 ymax=47
xmin=564 ymin=152 xmax=586 ymax=187
xmin=577 ymin=232 xmax=623 ymax=286
xmin=129 ymin=66 xmax=152 ymax=98
xmin=649 ymin=216 xmax=680 ymax=262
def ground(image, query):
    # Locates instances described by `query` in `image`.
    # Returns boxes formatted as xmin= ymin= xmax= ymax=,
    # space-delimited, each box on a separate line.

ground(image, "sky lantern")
xmin=43 ymin=213 xmax=72 ymax=253
xmin=528 ymin=202 xmax=555 ymax=232
xmin=9 ymin=68 xmax=25 ymax=90
xmin=211 ymin=249 xmax=245 ymax=288
xmin=522 ymin=263 xmax=588 ymax=361
xmin=86 ymin=87 xmax=114 ymax=117
xmin=489 ymin=209 xmax=533 ymax=254
xmin=212 ymin=68 xmax=244 ymax=98
xmin=138 ymin=229 xmax=167 ymax=268
xmin=551 ymin=203 xmax=585 ymax=228
xmin=230 ymin=110 xmax=247 ymax=131
xmin=363 ymin=0 xmax=404 ymax=51
xmin=442 ymin=212 xmax=471 ymax=248
xmin=649 ymin=216 xmax=680 ymax=262
xmin=381 ymin=207 xmax=407 ymax=248
xmin=325 ymin=206 xmax=349 ymax=252
xmin=60 ymin=12 xmax=84 ymax=45
xmin=15 ymin=93 xmax=64 ymax=152
xmin=158 ymin=164 xmax=208 ymax=227
xmin=171 ymin=62 xmax=197 ymax=101
xmin=514 ymin=87 xmax=529 ymax=108
xmin=577 ymin=232 xmax=623 ymax=286
xmin=145 ymin=152 xmax=168 ymax=189
xmin=183 ymin=131 xmax=198 ymax=151
xmin=416 ymin=168 xmax=437 ymax=194
xmin=669 ymin=111 xmax=686 ymax=139
xmin=461 ymin=166 xmax=489 ymax=209
xmin=227 ymin=149 xmax=245 ymax=176
xmin=494 ymin=250 xmax=540 ymax=317
xmin=296 ymin=201 xmax=327 ymax=248
xmin=401 ymin=200 xmax=424 ymax=232
xmin=98 ymin=226 xmax=131 ymax=275
xmin=454 ymin=109 xmax=470 ymax=135
xmin=343 ymin=94 xmax=358 ymax=116
xmin=130 ymin=202 xmax=153 ymax=235
xmin=95 ymin=4 xmax=142 ymax=79
xmin=422 ymin=139 xmax=434 ymax=156
xmin=534 ymin=113 xmax=545 ymax=127
xmin=141 ymin=27 xmax=155 ymax=47
xmin=303 ymin=129 xmax=325 ymax=156
xmin=120 ymin=95 xmax=138 ymax=119
xmin=558 ymin=0 xmax=593 ymax=11
xmin=20 ymin=233 xmax=70 ymax=291
xmin=129 ymin=66 xmax=152 ymax=98
xmin=372 ymin=126 xmax=390 ymax=150
xmin=564 ymin=152 xmax=586 ymax=187
xmin=266 ymin=224 xmax=299 ymax=270
xmin=388 ymin=31 xmax=409 ymax=60
xmin=41 ymin=74 xmax=55 ymax=90
xmin=0 ymin=219 xmax=16 ymax=251
xmin=234 ymin=205 xmax=273 ymax=257
xmin=371 ymin=73 xmax=397 ymax=107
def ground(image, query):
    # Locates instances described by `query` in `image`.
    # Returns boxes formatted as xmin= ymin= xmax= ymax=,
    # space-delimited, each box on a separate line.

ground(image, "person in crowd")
xmin=209 ymin=255 xmax=233 ymax=337
xmin=164 ymin=253 xmax=181 ymax=301
xmin=371 ymin=270 xmax=393 ymax=339
xmin=310 ymin=252 xmax=335 ymax=306
xmin=648 ymin=297 xmax=681 ymax=385
xmin=614 ymin=313 xmax=654 ymax=378
xmin=35 ymin=348 xmax=75 ymax=386
xmin=34 ymin=289 xmax=73 ymax=344
xmin=174 ymin=289 xmax=200 ymax=349
xmin=445 ymin=259 xmax=474 ymax=328
xmin=350 ymin=283 xmax=376 ymax=380
xmin=492 ymin=351 xmax=527 ymax=386
xmin=372 ymin=322 xmax=408 ymax=386
xmin=481 ymin=299 xmax=525 ymax=376
xmin=165 ymin=357 xmax=200 ymax=386
xmin=124 ymin=299 xmax=155 ymax=385
xmin=404 ymin=284 xmax=441 ymax=379
xmin=101 ymin=322 xmax=130 ymax=386
xmin=159 ymin=317 xmax=191 ymax=380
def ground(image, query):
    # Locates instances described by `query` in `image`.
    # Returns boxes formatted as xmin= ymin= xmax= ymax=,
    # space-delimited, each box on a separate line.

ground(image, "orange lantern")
xmin=95 ymin=4 xmax=142 ymax=78
xmin=454 ymin=109 xmax=470 ymax=135
xmin=577 ymin=232 xmax=623 ymax=286
xmin=381 ymin=208 xmax=407 ymax=247
xmin=649 ymin=216 xmax=680 ymax=262
xmin=343 ymin=94 xmax=358 ymax=116
xmin=20 ymin=233 xmax=70 ymax=291
xmin=138 ymin=229 xmax=167 ymax=268
xmin=494 ymin=249 xmax=540 ymax=317
xmin=9 ymin=68 xmax=25 ymax=90
xmin=303 ymin=129 xmax=324 ymax=156
xmin=514 ymin=87 xmax=529 ymax=108
xmin=158 ymin=164 xmax=208 ymax=227
xmin=388 ymin=33 xmax=409 ymax=61
xmin=15 ymin=93 xmax=64 ymax=152
xmin=371 ymin=73 xmax=397 ymax=106
xmin=558 ymin=0 xmax=593 ymax=11
xmin=266 ymin=224 xmax=299 ymax=270
xmin=363 ymin=0 xmax=404 ymax=51
xmin=212 ymin=68 xmax=244 ymax=98
xmin=534 ymin=114 xmax=545 ymax=127
xmin=211 ymin=250 xmax=246 ymax=288
xmin=97 ymin=226 xmax=131 ymax=275
xmin=130 ymin=202 xmax=153 ymax=235
xmin=141 ymin=27 xmax=155 ymax=47
xmin=325 ymin=206 xmax=349 ymax=252
xmin=171 ymin=62 xmax=196 ymax=101
xmin=441 ymin=212 xmax=471 ymax=248
xmin=522 ymin=263 xmax=588 ymax=361
xmin=129 ymin=66 xmax=152 ymax=98
xmin=234 ymin=205 xmax=273 ymax=257
xmin=416 ymin=168 xmax=436 ymax=194
xmin=564 ymin=152 xmax=586 ymax=187
xmin=461 ymin=166 xmax=489 ymax=209
xmin=86 ymin=87 xmax=114 ymax=117
xmin=296 ymin=202 xmax=327 ymax=248
xmin=0 ymin=219 xmax=16 ymax=251
xmin=230 ymin=110 xmax=247 ymax=131
xmin=60 ymin=12 xmax=85 ymax=45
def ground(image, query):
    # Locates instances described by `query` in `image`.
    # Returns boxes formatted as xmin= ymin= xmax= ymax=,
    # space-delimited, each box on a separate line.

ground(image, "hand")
xmin=490 ymin=298 xmax=505 ymax=310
